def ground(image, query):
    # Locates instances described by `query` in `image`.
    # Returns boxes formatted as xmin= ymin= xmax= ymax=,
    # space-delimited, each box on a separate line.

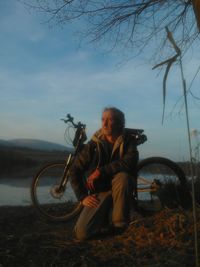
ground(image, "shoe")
xmin=100 ymin=225 xmax=126 ymax=236
xmin=112 ymin=225 xmax=126 ymax=235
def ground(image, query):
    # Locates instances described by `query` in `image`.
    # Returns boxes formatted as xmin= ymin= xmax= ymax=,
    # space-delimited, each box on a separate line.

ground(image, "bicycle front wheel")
xmin=31 ymin=162 xmax=82 ymax=222
xmin=136 ymin=157 xmax=190 ymax=209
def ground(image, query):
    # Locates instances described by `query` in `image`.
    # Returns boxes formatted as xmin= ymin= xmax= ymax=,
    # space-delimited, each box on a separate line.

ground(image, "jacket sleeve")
xmin=69 ymin=142 xmax=93 ymax=201
xmin=98 ymin=138 xmax=139 ymax=178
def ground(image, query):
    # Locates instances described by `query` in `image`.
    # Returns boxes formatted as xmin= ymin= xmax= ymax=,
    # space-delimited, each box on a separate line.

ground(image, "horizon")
xmin=0 ymin=136 xmax=194 ymax=163
xmin=0 ymin=1 xmax=200 ymax=162
xmin=0 ymin=137 xmax=193 ymax=163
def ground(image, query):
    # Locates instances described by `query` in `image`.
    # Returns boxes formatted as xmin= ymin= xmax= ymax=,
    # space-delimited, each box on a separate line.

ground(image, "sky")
xmin=0 ymin=0 xmax=200 ymax=161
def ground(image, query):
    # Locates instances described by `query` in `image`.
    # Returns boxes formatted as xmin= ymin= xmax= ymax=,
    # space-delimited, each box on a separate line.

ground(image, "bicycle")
xmin=31 ymin=114 xmax=190 ymax=222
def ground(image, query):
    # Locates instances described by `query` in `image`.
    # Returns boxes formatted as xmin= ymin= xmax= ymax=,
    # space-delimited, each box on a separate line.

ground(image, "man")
xmin=69 ymin=107 xmax=139 ymax=240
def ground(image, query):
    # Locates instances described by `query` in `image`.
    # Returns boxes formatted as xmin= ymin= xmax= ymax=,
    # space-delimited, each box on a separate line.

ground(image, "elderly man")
xmin=69 ymin=107 xmax=139 ymax=240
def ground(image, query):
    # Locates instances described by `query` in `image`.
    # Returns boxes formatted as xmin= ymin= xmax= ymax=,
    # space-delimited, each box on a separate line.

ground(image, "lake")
xmin=0 ymin=178 xmax=32 ymax=206
xmin=0 ymin=178 xmax=152 ymax=207
xmin=0 ymin=177 xmax=76 ymax=206
xmin=0 ymin=171 xmax=176 ymax=206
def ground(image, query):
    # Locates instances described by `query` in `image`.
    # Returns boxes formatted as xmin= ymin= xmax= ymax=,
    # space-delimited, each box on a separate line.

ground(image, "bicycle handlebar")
xmin=61 ymin=114 xmax=147 ymax=146
xmin=61 ymin=114 xmax=85 ymax=129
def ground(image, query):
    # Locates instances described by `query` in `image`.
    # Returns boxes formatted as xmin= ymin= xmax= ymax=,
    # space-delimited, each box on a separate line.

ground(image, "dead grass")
xmin=0 ymin=205 xmax=199 ymax=267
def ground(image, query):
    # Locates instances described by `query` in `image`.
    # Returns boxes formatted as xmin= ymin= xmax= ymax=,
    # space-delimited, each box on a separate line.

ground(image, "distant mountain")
xmin=0 ymin=138 xmax=70 ymax=151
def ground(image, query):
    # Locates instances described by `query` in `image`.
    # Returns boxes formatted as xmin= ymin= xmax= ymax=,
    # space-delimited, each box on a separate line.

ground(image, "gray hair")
xmin=102 ymin=106 xmax=125 ymax=133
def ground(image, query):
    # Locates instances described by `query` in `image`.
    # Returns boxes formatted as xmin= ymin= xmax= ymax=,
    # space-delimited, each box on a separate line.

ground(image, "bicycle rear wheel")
xmin=31 ymin=161 xmax=82 ymax=222
xmin=136 ymin=157 xmax=191 ymax=209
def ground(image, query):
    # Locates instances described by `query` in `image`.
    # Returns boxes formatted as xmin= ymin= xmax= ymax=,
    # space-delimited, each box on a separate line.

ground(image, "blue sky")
xmin=0 ymin=0 xmax=200 ymax=161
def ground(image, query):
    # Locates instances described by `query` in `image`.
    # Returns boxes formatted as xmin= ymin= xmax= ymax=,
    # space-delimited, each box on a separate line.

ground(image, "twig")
xmin=152 ymin=27 xmax=181 ymax=124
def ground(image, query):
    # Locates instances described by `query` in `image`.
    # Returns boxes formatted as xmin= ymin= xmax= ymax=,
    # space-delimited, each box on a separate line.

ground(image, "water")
xmin=0 ymin=178 xmax=32 ymax=206
xmin=0 ymin=176 xmax=159 ymax=206
xmin=0 ymin=177 xmax=152 ymax=206
xmin=0 ymin=172 xmax=179 ymax=206
xmin=0 ymin=177 xmax=76 ymax=206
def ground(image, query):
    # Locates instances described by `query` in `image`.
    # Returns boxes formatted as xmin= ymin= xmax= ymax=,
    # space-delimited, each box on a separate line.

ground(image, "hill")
xmin=0 ymin=138 xmax=68 ymax=151
xmin=0 ymin=143 xmax=69 ymax=178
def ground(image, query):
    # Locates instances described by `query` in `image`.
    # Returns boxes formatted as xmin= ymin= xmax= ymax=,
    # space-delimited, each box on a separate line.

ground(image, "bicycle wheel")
xmin=136 ymin=157 xmax=191 ymax=209
xmin=31 ymin=162 xmax=82 ymax=222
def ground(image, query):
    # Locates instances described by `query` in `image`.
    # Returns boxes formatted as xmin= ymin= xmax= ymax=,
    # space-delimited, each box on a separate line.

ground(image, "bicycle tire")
xmin=31 ymin=161 xmax=82 ymax=222
xmin=136 ymin=157 xmax=191 ymax=209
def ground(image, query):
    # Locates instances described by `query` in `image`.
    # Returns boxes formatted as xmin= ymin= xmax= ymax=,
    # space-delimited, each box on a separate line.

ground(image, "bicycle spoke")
xmin=31 ymin=162 xmax=82 ymax=221
xmin=136 ymin=157 xmax=189 ymax=209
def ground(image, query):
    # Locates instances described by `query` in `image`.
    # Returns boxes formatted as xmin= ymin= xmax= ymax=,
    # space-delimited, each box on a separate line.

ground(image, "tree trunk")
xmin=192 ymin=0 xmax=200 ymax=32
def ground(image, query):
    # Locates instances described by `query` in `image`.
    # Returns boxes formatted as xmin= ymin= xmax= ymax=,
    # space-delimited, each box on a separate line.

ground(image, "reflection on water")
xmin=0 ymin=177 xmax=32 ymax=206
xmin=0 ymin=171 xmax=180 ymax=206
xmin=0 ymin=177 xmax=75 ymax=206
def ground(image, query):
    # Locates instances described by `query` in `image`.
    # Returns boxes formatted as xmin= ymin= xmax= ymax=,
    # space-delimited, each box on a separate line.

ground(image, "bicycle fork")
xmin=50 ymin=154 xmax=74 ymax=198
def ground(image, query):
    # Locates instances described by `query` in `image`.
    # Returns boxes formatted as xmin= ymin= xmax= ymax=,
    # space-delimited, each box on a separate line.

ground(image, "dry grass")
xmin=0 ymin=205 xmax=199 ymax=267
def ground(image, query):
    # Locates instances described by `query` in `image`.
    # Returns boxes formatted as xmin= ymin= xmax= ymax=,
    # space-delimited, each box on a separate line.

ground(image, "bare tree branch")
xmin=19 ymin=0 xmax=199 ymax=59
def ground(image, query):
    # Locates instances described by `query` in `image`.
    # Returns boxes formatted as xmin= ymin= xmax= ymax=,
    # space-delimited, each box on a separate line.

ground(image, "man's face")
xmin=101 ymin=110 xmax=117 ymax=136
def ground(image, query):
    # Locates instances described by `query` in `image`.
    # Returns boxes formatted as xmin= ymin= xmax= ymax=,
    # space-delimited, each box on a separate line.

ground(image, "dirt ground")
xmin=0 ymin=205 xmax=199 ymax=267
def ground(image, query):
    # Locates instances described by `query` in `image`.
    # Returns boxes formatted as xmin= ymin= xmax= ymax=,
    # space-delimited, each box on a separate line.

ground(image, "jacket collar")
xmin=91 ymin=129 xmax=124 ymax=157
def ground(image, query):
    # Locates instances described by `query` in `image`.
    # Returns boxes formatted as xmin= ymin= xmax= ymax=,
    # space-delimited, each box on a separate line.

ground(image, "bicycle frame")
xmin=56 ymin=115 xmax=87 ymax=192
xmin=137 ymin=177 xmax=160 ymax=193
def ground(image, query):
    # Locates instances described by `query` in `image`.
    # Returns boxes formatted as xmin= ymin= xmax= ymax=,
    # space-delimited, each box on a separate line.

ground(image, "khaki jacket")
xmin=69 ymin=129 xmax=139 ymax=201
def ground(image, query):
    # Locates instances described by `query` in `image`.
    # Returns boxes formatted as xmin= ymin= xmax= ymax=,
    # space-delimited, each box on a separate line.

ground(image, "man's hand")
xmin=82 ymin=194 xmax=100 ymax=208
xmin=86 ymin=169 xmax=100 ymax=191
